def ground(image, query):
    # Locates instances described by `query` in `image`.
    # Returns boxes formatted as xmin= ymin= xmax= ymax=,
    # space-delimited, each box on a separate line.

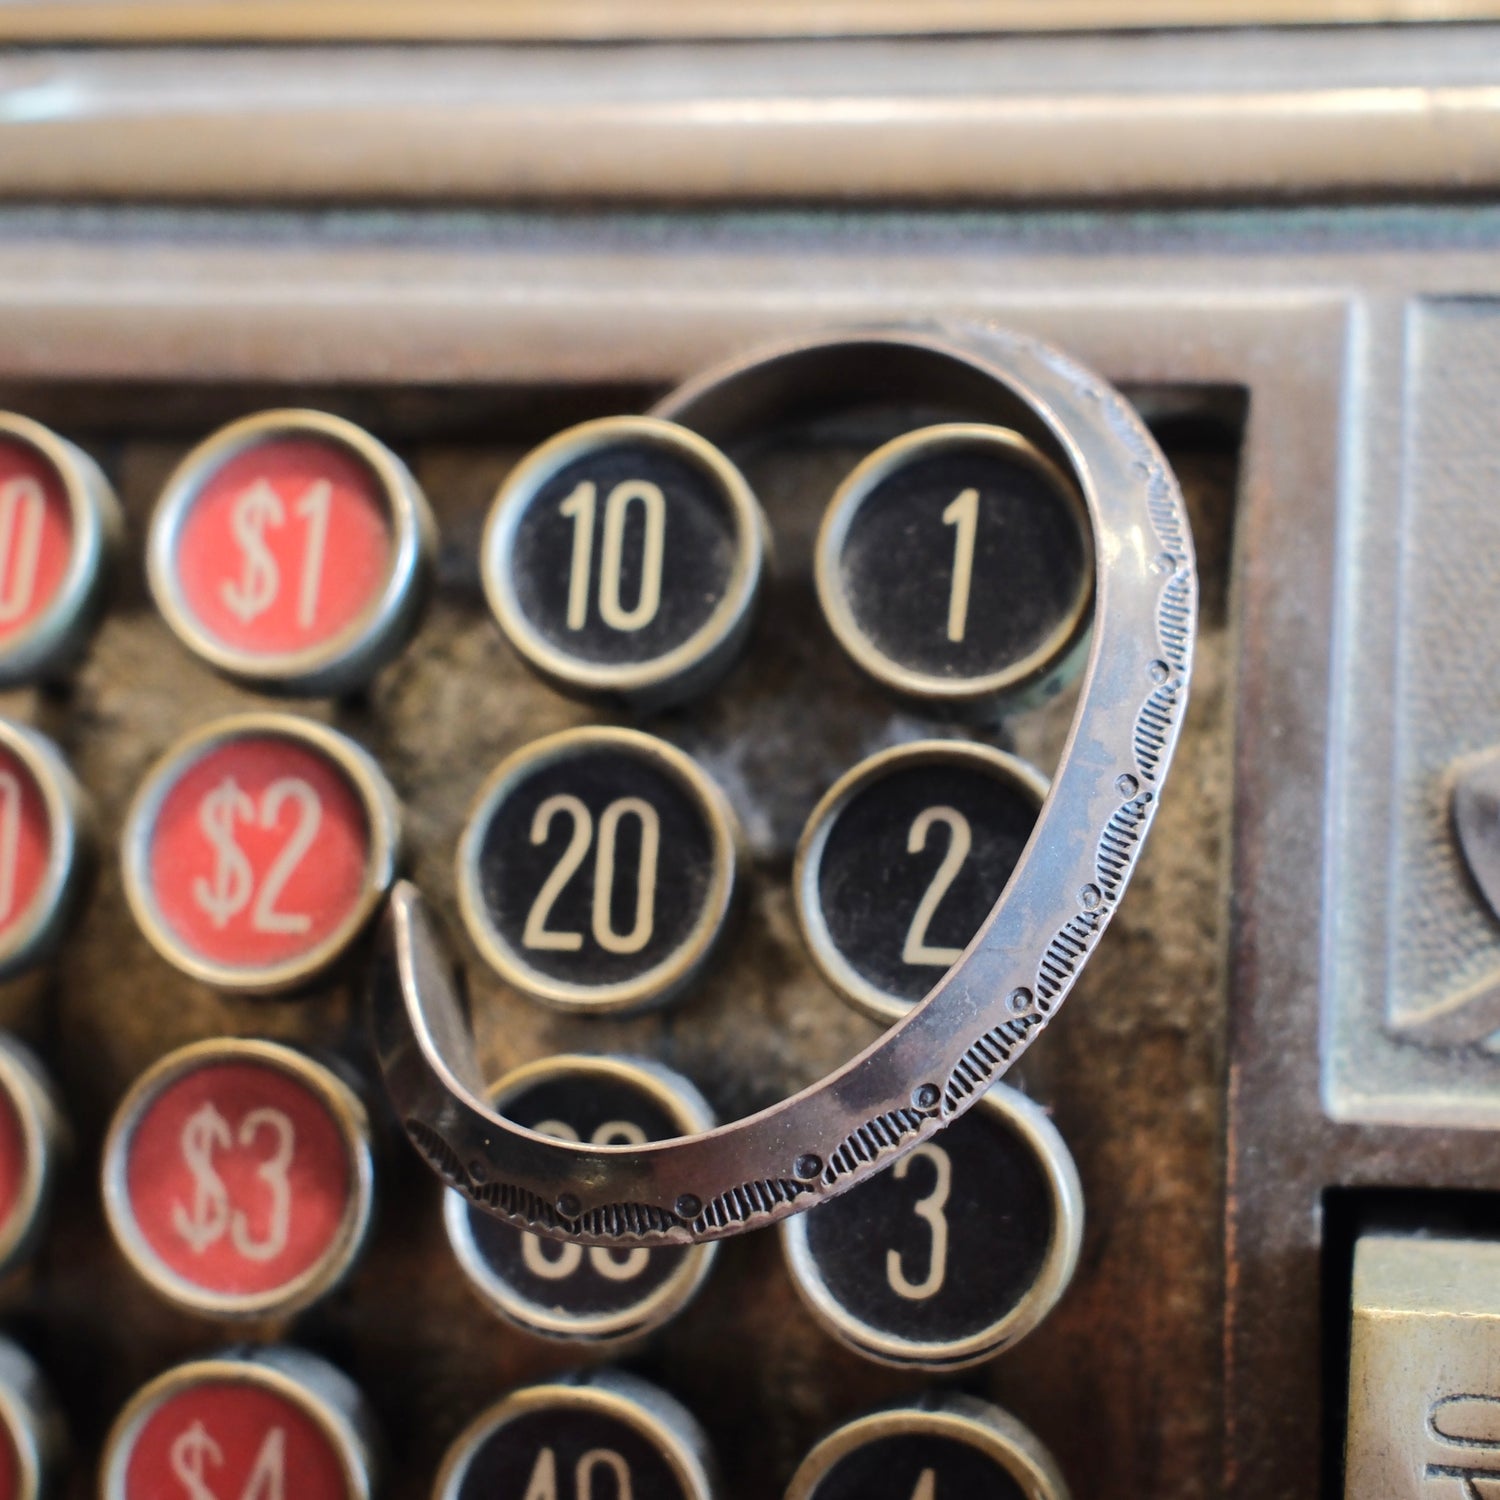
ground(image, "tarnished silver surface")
xmin=370 ymin=324 xmax=1197 ymax=1245
xmin=1454 ymin=747 xmax=1500 ymax=927
xmin=1326 ymin=300 xmax=1500 ymax=1119
xmin=1344 ymin=1235 xmax=1500 ymax=1499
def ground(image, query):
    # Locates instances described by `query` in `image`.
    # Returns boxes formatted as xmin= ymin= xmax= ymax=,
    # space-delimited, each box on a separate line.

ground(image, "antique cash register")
xmin=0 ymin=5 xmax=1496 ymax=1497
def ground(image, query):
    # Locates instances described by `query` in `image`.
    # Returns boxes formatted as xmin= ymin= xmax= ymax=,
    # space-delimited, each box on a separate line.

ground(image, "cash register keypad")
xmin=0 ymin=364 xmax=1227 ymax=1500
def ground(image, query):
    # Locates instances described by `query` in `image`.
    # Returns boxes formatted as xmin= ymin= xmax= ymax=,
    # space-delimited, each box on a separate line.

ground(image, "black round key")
xmin=816 ymin=423 xmax=1092 ymax=717
xmin=796 ymin=741 xmax=1045 ymax=1024
xmin=457 ymin=727 xmax=741 ymax=1013
xmin=786 ymin=1397 xmax=1070 ymax=1500
xmin=482 ymin=416 xmax=768 ymax=709
xmin=0 ymin=719 xmax=90 ymax=984
xmin=780 ymin=1083 xmax=1081 ymax=1370
xmin=444 ymin=1055 xmax=716 ymax=1341
xmin=436 ymin=1371 xmax=717 ymax=1500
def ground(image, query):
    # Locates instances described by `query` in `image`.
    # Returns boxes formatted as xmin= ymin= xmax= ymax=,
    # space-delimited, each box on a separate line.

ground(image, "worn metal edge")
xmin=5 ymin=31 xmax=1500 ymax=202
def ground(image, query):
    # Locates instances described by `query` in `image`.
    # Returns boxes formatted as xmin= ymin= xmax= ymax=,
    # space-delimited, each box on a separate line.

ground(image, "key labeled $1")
xmin=148 ymin=410 xmax=435 ymax=696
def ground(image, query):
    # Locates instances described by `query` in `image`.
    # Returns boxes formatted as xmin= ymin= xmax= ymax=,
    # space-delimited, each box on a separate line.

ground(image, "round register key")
xmin=122 ymin=713 xmax=400 ymax=994
xmin=786 ymin=1395 xmax=1070 ymax=1500
xmin=0 ymin=413 xmax=120 ymax=688
xmin=780 ymin=1082 xmax=1082 ymax=1370
xmin=0 ymin=721 xmax=89 ymax=984
xmin=0 ymin=1337 xmax=64 ymax=1500
xmin=457 ymin=727 xmax=741 ymax=1014
xmin=435 ymin=1370 xmax=716 ymax=1500
xmin=795 ymin=741 xmax=1046 ymax=1026
xmin=443 ymin=1055 xmax=717 ymax=1342
xmin=102 ymin=1039 xmax=375 ymax=1320
xmin=481 ymin=416 xmax=769 ymax=709
xmin=816 ymin=423 xmax=1093 ymax=718
xmin=148 ymin=410 xmax=435 ymax=695
xmin=101 ymin=1346 xmax=379 ymax=1500
xmin=0 ymin=1038 xmax=64 ymax=1283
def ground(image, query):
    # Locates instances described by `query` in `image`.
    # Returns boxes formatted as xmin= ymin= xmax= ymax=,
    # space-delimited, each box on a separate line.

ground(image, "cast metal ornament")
xmin=370 ymin=324 xmax=1197 ymax=1247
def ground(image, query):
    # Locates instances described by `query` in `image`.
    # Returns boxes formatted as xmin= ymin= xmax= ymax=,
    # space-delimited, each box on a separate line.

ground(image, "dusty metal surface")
xmin=0 ymin=373 xmax=1232 ymax=1500
xmin=1 ymin=198 xmax=1500 ymax=1499
xmin=5 ymin=31 xmax=1500 ymax=204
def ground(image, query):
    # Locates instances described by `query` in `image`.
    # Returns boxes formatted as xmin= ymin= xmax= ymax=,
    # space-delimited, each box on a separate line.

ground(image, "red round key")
xmin=0 ymin=1038 xmax=62 ymax=1280
xmin=0 ymin=415 xmax=119 ymax=687
xmin=175 ymin=437 xmax=391 ymax=657
xmin=126 ymin=1380 xmax=348 ymax=1500
xmin=0 ymin=1337 xmax=62 ymax=1500
xmin=0 ymin=742 xmax=52 ymax=959
xmin=123 ymin=715 xmax=399 ymax=993
xmin=0 ymin=721 xmax=86 ymax=983
xmin=104 ymin=1040 xmax=373 ymax=1318
xmin=149 ymin=411 xmax=433 ymax=695
xmin=104 ymin=1350 xmax=376 ymax=1500
xmin=0 ymin=439 xmax=74 ymax=652
xmin=0 ymin=1084 xmax=28 ymax=1260
xmin=0 ymin=1406 xmax=17 ymax=1500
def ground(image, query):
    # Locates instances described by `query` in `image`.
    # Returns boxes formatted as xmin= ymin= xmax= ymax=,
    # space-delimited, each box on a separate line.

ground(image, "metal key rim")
xmin=0 ymin=720 xmax=85 ymax=983
xmin=122 ymin=712 xmax=401 ymax=994
xmin=433 ymin=1372 xmax=715 ymax=1500
xmin=454 ymin=725 xmax=741 ymax=1015
xmin=101 ymin=1037 xmax=376 ymax=1321
xmin=794 ymin=740 xmax=1050 ymax=1027
xmin=443 ymin=1054 xmax=718 ymax=1341
xmin=0 ymin=1037 xmax=61 ymax=1279
xmin=372 ymin=323 xmax=1196 ymax=1246
xmin=0 ymin=1338 xmax=57 ymax=1500
xmin=779 ymin=1081 xmax=1083 ymax=1370
xmin=100 ymin=1349 xmax=376 ymax=1500
xmin=147 ymin=408 xmax=434 ymax=694
xmin=480 ymin=415 xmax=768 ymax=702
xmin=784 ymin=1396 xmax=1071 ymax=1500
xmin=815 ymin=422 xmax=1094 ymax=708
xmin=0 ymin=412 xmax=120 ymax=687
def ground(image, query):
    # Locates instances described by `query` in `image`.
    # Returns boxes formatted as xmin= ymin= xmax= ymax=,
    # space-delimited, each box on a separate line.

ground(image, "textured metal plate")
xmin=1 ymin=173 xmax=1499 ymax=1500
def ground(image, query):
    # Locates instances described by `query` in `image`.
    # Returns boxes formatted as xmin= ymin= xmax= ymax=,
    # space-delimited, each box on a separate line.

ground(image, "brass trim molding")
xmin=3 ymin=29 xmax=1500 ymax=203
xmin=0 ymin=0 xmax=1497 ymax=41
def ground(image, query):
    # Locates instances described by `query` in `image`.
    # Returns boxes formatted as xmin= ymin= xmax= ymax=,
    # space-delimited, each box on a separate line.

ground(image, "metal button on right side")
xmin=435 ymin=1370 xmax=716 ymax=1500
xmin=443 ymin=1054 xmax=717 ymax=1342
xmin=787 ymin=1395 xmax=1069 ymax=1500
xmin=780 ymin=1082 xmax=1082 ymax=1370
xmin=795 ymin=741 xmax=1047 ymax=1026
xmin=816 ymin=423 xmax=1093 ymax=718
